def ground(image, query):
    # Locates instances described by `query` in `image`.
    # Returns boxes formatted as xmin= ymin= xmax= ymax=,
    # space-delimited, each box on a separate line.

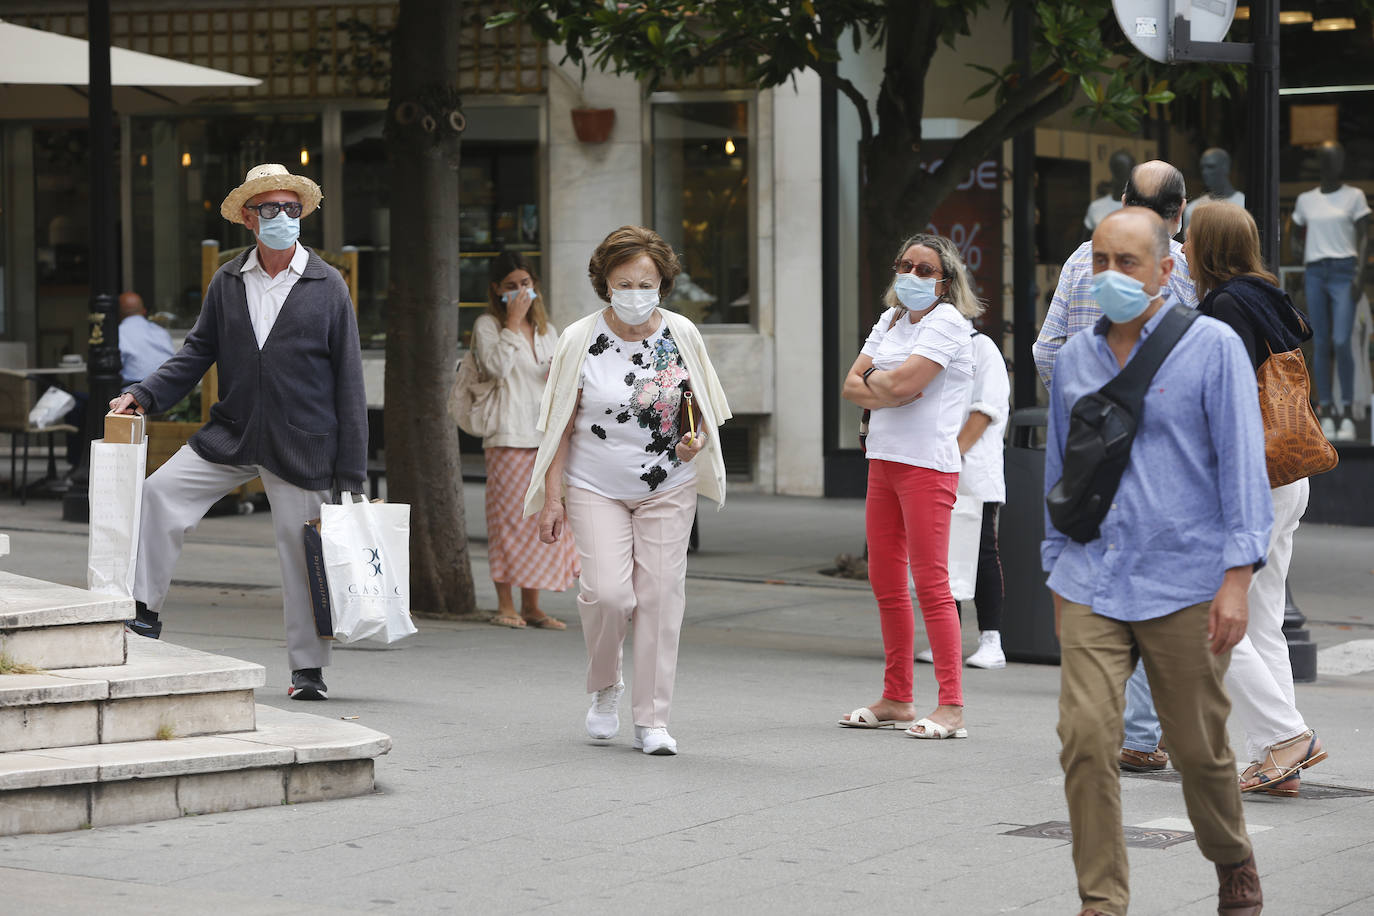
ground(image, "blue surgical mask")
xmin=501 ymin=288 xmax=537 ymax=304
xmin=893 ymin=273 xmax=939 ymax=311
xmin=1091 ymin=269 xmax=1155 ymax=323
xmin=255 ymin=212 xmax=300 ymax=251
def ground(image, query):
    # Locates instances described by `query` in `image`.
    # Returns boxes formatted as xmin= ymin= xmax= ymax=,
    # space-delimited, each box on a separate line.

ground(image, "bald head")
xmin=1092 ymin=207 xmax=1175 ymax=314
xmin=1123 ymin=160 xmax=1186 ymax=225
xmin=1097 ymin=207 xmax=1170 ymax=261
xmin=118 ymin=292 xmax=145 ymax=320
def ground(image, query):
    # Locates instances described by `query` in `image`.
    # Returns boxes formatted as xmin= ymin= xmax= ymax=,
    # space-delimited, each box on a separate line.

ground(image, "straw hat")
xmin=219 ymin=163 xmax=323 ymax=225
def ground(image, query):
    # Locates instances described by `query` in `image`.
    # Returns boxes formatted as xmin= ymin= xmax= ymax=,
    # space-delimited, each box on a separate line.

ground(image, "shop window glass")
xmin=342 ymin=105 xmax=541 ymax=349
xmin=652 ymin=99 xmax=752 ymax=325
xmin=130 ymin=114 xmax=323 ymax=327
xmin=33 ymin=127 xmax=98 ymax=365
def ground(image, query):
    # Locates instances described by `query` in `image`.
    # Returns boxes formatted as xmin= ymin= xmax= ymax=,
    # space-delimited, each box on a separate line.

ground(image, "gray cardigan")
xmin=127 ymin=247 xmax=368 ymax=492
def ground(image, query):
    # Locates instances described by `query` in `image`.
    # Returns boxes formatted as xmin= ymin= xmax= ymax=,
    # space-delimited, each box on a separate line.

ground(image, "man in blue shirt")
xmin=117 ymin=292 xmax=174 ymax=385
xmin=1044 ymin=208 xmax=1272 ymax=916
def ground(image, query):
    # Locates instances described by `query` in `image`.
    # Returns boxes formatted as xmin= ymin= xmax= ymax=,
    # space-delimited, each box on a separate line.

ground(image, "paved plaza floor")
xmin=2 ymin=488 xmax=1372 ymax=914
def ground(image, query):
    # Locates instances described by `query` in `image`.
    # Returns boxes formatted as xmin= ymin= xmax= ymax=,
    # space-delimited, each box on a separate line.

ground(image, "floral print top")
xmin=564 ymin=313 xmax=697 ymax=499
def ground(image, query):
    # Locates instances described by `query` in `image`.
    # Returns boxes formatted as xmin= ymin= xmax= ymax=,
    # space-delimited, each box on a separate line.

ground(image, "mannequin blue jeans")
xmin=1305 ymin=256 xmax=1358 ymax=409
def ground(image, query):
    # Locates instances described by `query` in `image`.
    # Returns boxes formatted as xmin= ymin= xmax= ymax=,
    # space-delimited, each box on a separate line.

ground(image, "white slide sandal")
xmin=838 ymin=707 xmax=915 ymax=729
xmin=905 ymin=717 xmax=969 ymax=740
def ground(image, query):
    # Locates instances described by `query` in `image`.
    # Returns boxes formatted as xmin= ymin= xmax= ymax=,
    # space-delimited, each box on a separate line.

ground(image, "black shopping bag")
xmin=303 ymin=519 xmax=335 ymax=640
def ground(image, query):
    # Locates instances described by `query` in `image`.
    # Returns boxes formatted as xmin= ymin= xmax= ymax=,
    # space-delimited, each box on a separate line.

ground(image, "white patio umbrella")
xmin=0 ymin=19 xmax=260 ymax=118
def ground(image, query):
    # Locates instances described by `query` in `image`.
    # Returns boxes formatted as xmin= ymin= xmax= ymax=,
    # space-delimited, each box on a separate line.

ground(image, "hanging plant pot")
xmin=571 ymin=108 xmax=616 ymax=143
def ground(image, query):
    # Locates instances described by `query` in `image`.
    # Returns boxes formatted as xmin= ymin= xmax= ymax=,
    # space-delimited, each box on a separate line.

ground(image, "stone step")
xmin=0 ymin=704 xmax=391 ymax=835
xmin=0 ymin=571 xmax=132 ymax=670
xmin=0 ymin=638 xmax=264 ymax=753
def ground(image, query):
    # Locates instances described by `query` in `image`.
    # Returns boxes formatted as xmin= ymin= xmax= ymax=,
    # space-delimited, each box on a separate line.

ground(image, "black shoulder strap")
xmin=1101 ymin=304 xmax=1200 ymax=405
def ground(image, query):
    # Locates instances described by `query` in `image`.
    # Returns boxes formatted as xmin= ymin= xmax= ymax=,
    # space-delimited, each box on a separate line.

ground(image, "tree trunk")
xmin=384 ymin=0 xmax=477 ymax=617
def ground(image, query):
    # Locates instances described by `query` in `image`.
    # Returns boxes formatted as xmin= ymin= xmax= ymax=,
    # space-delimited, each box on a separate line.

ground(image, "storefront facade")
xmin=1 ymin=2 xmax=1370 ymax=502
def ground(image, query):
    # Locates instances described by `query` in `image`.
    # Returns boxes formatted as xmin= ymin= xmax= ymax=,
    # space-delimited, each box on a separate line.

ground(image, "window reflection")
xmin=652 ymin=99 xmax=752 ymax=325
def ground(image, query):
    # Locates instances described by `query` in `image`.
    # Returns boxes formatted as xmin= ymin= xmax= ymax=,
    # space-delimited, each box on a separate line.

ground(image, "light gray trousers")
xmin=134 ymin=444 xmax=332 ymax=670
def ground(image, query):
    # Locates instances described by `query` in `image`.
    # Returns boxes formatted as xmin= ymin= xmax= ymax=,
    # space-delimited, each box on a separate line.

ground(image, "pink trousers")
xmin=564 ymin=482 xmax=697 ymax=729
xmin=865 ymin=459 xmax=963 ymax=707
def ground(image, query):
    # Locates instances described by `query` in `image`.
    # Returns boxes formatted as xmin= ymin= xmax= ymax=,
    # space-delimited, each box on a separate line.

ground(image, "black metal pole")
xmin=63 ymin=0 xmax=122 ymax=522
xmin=1011 ymin=4 xmax=1037 ymax=409
xmin=1247 ymin=0 xmax=1316 ymax=681
xmin=1248 ymin=0 xmax=1280 ymax=268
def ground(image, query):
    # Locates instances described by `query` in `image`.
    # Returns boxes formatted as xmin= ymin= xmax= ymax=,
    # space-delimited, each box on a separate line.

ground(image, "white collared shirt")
xmin=240 ymin=243 xmax=309 ymax=349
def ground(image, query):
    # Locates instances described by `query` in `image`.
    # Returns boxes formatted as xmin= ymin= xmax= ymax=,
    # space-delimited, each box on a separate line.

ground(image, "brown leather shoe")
xmin=1217 ymin=852 xmax=1263 ymax=914
xmin=1120 ymin=746 xmax=1169 ymax=772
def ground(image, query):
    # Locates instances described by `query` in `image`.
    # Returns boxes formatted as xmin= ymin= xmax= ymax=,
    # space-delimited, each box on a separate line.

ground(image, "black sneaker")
xmin=125 ymin=601 xmax=162 ymax=639
xmin=288 ymin=668 xmax=328 ymax=701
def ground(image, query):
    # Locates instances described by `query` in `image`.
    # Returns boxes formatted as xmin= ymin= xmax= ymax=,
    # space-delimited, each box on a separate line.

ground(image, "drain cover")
xmin=1002 ymin=820 xmax=1195 ymax=849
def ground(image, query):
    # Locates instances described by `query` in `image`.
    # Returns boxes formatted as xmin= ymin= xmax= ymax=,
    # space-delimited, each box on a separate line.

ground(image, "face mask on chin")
xmin=255 ymin=211 xmax=300 ymax=251
xmin=609 ymin=288 xmax=660 ymax=325
xmin=1091 ymin=269 xmax=1157 ymax=323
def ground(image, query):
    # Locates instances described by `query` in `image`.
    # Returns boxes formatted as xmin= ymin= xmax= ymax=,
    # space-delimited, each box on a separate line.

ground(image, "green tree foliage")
xmin=489 ymin=0 xmax=1240 ymax=301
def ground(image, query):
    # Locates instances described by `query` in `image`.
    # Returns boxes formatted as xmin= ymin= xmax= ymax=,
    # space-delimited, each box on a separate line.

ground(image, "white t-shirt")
xmin=1084 ymin=195 xmax=1122 ymax=231
xmin=1293 ymin=185 xmax=1371 ymax=263
xmin=564 ymin=314 xmax=696 ymax=499
xmin=240 ymin=244 xmax=308 ymax=349
xmin=860 ymin=303 xmax=975 ymax=473
xmin=958 ymin=333 xmax=1010 ymax=504
xmin=1182 ymin=191 xmax=1245 ymax=235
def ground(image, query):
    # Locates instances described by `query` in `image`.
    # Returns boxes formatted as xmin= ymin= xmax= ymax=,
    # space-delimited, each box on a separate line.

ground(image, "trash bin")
xmin=1000 ymin=407 xmax=1060 ymax=664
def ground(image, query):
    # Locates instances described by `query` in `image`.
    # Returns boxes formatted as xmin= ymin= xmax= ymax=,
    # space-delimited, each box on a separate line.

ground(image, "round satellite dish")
xmin=1113 ymin=0 xmax=1238 ymax=63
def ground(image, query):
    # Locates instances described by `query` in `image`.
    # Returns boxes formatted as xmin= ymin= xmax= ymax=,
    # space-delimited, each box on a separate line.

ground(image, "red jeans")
xmin=865 ymin=459 xmax=962 ymax=707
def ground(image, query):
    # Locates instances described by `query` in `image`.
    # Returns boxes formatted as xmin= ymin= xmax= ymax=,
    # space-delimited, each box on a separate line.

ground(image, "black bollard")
xmin=1282 ymin=580 xmax=1318 ymax=683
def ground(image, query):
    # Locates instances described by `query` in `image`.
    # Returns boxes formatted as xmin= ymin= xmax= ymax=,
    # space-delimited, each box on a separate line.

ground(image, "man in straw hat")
xmin=110 ymin=163 xmax=367 ymax=702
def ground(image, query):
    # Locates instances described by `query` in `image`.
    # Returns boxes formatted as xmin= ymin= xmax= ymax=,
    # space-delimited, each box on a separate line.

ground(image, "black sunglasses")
xmin=244 ymin=201 xmax=304 ymax=219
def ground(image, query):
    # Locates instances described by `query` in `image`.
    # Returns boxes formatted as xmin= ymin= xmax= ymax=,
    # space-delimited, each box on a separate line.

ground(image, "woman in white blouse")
xmin=524 ymin=226 xmax=731 ymax=756
xmin=471 ymin=252 xmax=577 ymax=629
xmin=838 ymin=234 xmax=983 ymax=740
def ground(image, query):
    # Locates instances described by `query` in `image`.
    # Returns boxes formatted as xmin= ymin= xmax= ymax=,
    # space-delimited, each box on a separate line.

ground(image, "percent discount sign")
xmin=920 ymin=141 xmax=1005 ymax=346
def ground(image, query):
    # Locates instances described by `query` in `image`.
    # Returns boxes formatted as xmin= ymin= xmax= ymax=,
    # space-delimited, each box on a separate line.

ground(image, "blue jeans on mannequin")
xmin=1305 ymin=256 xmax=1357 ymax=410
xmin=1122 ymin=661 xmax=1162 ymax=752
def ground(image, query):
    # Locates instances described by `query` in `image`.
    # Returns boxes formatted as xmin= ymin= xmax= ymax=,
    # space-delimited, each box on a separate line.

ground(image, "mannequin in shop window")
xmin=1291 ymin=141 xmax=1370 ymax=442
xmin=1080 ymin=149 xmax=1136 ymax=243
xmin=1181 ymin=148 xmax=1245 ymax=240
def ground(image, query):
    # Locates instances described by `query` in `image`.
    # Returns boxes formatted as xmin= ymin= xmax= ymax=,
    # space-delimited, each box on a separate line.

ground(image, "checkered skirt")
xmin=485 ymin=447 xmax=578 ymax=591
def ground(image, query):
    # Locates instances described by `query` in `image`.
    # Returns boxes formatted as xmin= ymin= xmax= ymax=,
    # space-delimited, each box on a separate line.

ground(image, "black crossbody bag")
xmin=1046 ymin=303 xmax=1199 ymax=544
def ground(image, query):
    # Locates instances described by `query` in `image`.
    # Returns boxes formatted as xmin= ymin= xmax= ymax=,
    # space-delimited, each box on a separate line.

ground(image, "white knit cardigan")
xmin=522 ymin=308 xmax=733 ymax=517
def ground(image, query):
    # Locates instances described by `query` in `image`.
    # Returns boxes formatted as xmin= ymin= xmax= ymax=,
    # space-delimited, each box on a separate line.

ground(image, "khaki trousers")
xmin=134 ymin=445 xmax=332 ymax=671
xmin=564 ymin=482 xmax=696 ymax=729
xmin=1058 ymin=600 xmax=1251 ymax=916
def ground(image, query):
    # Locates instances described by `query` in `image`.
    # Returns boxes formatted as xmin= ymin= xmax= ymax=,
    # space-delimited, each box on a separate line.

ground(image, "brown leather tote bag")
xmin=1257 ymin=345 xmax=1338 ymax=488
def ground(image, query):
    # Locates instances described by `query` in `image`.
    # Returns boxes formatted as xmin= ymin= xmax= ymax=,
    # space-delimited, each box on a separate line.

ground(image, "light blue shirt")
xmin=119 ymin=314 xmax=175 ymax=384
xmin=1041 ymin=300 xmax=1272 ymax=622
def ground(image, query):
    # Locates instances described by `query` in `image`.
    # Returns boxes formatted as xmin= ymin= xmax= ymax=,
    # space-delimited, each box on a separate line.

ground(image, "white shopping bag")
xmin=319 ymin=495 xmax=416 ymax=644
xmin=29 ymin=386 xmax=76 ymax=428
xmin=87 ymin=437 xmax=147 ymax=597
xmin=947 ymin=490 xmax=983 ymax=603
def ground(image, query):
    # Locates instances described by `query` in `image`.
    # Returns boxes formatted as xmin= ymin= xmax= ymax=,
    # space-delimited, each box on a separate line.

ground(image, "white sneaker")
xmin=966 ymin=631 xmax=1006 ymax=669
xmin=1336 ymin=417 xmax=1356 ymax=441
xmin=915 ymin=648 xmax=934 ymax=663
xmin=1321 ymin=415 xmax=1336 ymax=439
xmin=633 ymin=726 xmax=678 ymax=756
xmin=585 ymin=681 xmax=623 ymax=740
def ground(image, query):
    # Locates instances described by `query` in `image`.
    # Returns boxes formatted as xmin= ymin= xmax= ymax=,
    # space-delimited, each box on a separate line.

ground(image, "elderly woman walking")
xmin=839 ymin=233 xmax=982 ymax=739
xmin=524 ymin=225 xmax=731 ymax=756
xmin=471 ymin=251 xmax=577 ymax=629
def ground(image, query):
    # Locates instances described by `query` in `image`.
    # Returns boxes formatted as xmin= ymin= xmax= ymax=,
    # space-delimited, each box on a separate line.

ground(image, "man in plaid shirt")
xmin=1033 ymin=160 xmax=1197 ymax=390
xmin=1032 ymin=159 xmax=1196 ymax=779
